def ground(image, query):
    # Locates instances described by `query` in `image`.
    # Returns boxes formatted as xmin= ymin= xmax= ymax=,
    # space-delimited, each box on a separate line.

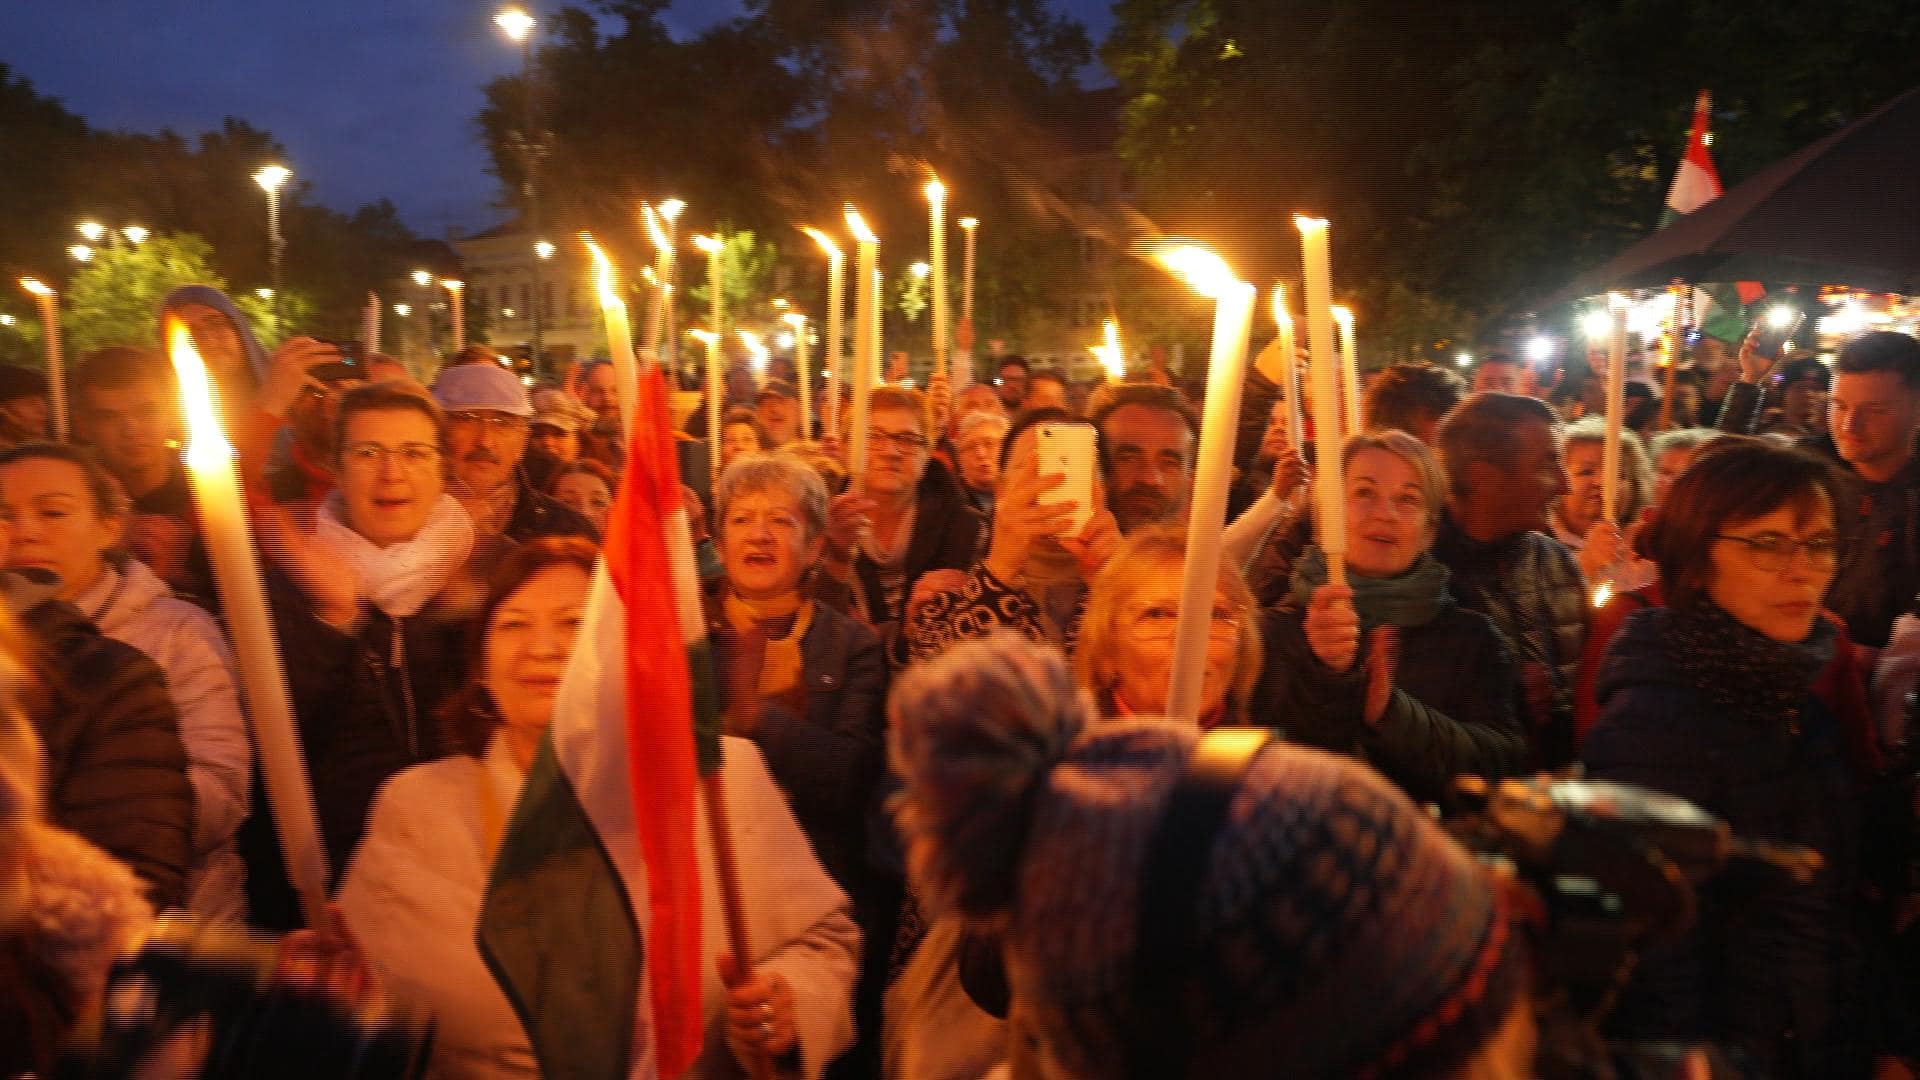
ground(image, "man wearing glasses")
xmin=430 ymin=364 xmax=598 ymax=545
xmin=819 ymin=385 xmax=984 ymax=636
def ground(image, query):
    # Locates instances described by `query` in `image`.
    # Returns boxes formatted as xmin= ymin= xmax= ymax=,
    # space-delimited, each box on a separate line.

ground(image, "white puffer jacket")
xmin=76 ymin=556 xmax=251 ymax=923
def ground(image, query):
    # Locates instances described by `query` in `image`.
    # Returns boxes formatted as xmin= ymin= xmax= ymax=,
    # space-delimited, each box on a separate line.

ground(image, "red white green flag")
xmin=1665 ymin=89 xmax=1723 ymax=217
xmin=478 ymin=364 xmax=722 ymax=1078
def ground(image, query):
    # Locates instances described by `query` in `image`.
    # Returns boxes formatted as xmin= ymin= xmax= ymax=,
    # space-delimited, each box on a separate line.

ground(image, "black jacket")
xmin=852 ymin=456 xmax=985 ymax=630
xmin=1584 ymin=609 xmax=1868 ymax=1075
xmin=504 ymin=470 xmax=601 ymax=545
xmin=246 ymin=564 xmax=477 ymax=928
xmin=1430 ymin=511 xmax=1588 ymax=770
xmin=1254 ymin=600 xmax=1526 ymax=803
xmin=16 ymin=574 xmax=191 ymax=909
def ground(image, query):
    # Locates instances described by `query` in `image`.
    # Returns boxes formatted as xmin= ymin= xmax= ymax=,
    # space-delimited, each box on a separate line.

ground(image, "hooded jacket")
xmin=850 ymin=456 xmax=985 ymax=631
xmin=6 ymin=567 xmax=191 ymax=909
xmin=74 ymin=556 xmax=251 ymax=923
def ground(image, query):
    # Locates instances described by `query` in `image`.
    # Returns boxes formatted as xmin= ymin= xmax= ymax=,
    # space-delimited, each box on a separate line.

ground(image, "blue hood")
xmin=157 ymin=285 xmax=269 ymax=386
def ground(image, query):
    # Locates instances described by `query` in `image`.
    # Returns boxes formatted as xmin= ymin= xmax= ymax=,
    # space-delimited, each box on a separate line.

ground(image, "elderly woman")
xmin=1072 ymin=525 xmax=1262 ymax=726
xmin=0 ymin=442 xmax=243 ymax=918
xmin=708 ymin=450 xmax=890 ymax=1075
xmin=1254 ymin=429 xmax=1525 ymax=803
xmin=340 ymin=537 xmax=858 ymax=1079
xmin=1552 ymin=416 xmax=1653 ymax=570
xmin=1584 ymin=438 xmax=1870 ymax=1074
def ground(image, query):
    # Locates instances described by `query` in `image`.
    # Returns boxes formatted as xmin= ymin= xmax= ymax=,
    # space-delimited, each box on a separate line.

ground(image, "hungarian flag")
xmin=1663 ymin=89 xmax=1766 ymax=304
xmin=478 ymin=364 xmax=723 ymax=1078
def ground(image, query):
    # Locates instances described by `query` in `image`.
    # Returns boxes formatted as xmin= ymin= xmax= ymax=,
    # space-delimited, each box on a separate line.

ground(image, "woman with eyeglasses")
xmin=1252 ymin=429 xmax=1525 ymax=804
xmin=1071 ymin=524 xmax=1262 ymax=725
xmin=1583 ymin=437 xmax=1880 ymax=1074
xmin=250 ymin=381 xmax=487 ymax=928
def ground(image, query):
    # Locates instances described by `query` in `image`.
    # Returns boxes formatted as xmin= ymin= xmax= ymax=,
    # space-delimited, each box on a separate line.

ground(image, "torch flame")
xmin=658 ymin=198 xmax=686 ymax=223
xmin=957 ymin=217 xmax=978 ymax=231
xmin=166 ymin=317 xmax=233 ymax=469
xmin=1331 ymin=305 xmax=1354 ymax=331
xmin=582 ymin=234 xmax=622 ymax=310
xmin=1091 ymin=318 xmax=1125 ymax=381
xmin=1591 ymin=581 xmax=1613 ymax=609
xmin=641 ymin=203 xmax=671 ymax=252
xmin=692 ymin=233 xmax=723 ymax=255
xmin=688 ymin=328 xmax=718 ymax=347
xmin=1294 ymin=215 xmax=1329 ymax=236
xmin=781 ymin=311 xmax=806 ymax=330
xmin=844 ymin=206 xmax=876 ymax=244
xmin=1271 ymin=284 xmax=1292 ymax=327
xmin=924 ymin=177 xmax=946 ymax=204
xmin=1153 ymin=243 xmax=1242 ymax=300
xmin=738 ymin=329 xmax=769 ymax=371
xmin=19 ymin=277 xmax=52 ymax=298
xmin=441 ymin=278 xmax=463 ymax=294
xmin=801 ymin=226 xmax=841 ymax=260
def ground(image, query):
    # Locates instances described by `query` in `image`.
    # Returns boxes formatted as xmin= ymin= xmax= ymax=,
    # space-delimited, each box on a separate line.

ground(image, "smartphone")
xmin=1035 ymin=422 xmax=1096 ymax=536
xmin=308 ymin=338 xmax=365 ymax=383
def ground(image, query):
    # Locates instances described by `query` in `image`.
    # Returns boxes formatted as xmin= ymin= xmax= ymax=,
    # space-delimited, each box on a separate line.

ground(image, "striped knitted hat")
xmin=890 ymin=633 xmax=1525 ymax=1078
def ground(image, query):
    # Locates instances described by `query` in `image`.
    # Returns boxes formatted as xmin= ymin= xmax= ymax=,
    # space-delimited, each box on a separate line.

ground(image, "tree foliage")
xmin=63 ymin=233 xmax=313 ymax=355
xmin=476 ymin=0 xmax=1102 ymax=355
xmin=0 ymin=65 xmax=427 ymax=344
xmin=1102 ymin=0 xmax=1920 ymax=355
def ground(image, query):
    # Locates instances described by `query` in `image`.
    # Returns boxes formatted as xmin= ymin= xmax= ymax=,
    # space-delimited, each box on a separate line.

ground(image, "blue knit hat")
xmin=889 ymin=634 xmax=1525 ymax=1078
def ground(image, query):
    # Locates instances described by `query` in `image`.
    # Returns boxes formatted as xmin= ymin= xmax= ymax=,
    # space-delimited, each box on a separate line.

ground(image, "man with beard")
xmin=574 ymin=358 xmax=624 ymax=471
xmin=1431 ymin=392 xmax=1586 ymax=769
xmin=430 ymin=364 xmax=598 ymax=544
xmin=1089 ymin=384 xmax=1199 ymax=535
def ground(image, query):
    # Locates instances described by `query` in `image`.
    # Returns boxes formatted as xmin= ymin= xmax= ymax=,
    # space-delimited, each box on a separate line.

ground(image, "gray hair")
xmin=955 ymin=409 xmax=1010 ymax=443
xmin=1559 ymin=416 xmax=1654 ymax=523
xmin=713 ymin=451 xmax=830 ymax=541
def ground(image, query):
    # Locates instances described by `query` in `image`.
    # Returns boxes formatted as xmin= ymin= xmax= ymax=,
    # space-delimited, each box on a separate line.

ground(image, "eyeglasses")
xmin=1714 ymin=532 xmax=1840 ymax=573
xmin=1126 ymin=603 xmax=1242 ymax=642
xmin=868 ymin=428 xmax=929 ymax=452
xmin=343 ymin=442 xmax=442 ymax=470
xmin=447 ymin=412 xmax=529 ymax=435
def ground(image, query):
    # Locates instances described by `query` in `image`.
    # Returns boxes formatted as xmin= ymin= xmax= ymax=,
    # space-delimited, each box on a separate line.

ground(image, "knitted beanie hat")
xmin=889 ymin=633 xmax=1525 ymax=1079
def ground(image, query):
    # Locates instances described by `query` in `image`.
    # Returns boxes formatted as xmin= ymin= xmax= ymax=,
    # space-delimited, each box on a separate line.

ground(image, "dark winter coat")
xmin=246 ymin=564 xmax=477 ymax=927
xmin=18 ymin=576 xmax=192 ymax=909
xmin=503 ymin=470 xmax=600 ymax=545
xmin=1430 ymin=511 xmax=1588 ymax=770
xmin=1584 ymin=609 xmax=1867 ymax=1076
xmin=1254 ymin=601 xmax=1526 ymax=803
xmin=705 ymin=590 xmax=889 ymax=905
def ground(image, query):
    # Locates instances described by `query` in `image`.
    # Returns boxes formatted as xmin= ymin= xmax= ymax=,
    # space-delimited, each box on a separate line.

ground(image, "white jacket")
xmin=76 ymin=557 xmax=251 ymax=923
xmin=338 ymin=734 xmax=860 ymax=1080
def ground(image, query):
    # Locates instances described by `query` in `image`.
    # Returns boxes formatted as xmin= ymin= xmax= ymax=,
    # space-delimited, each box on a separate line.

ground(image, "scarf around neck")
xmin=1664 ymin=600 xmax=1833 ymax=729
xmin=1289 ymin=546 xmax=1452 ymax=629
xmin=315 ymin=492 xmax=477 ymax=619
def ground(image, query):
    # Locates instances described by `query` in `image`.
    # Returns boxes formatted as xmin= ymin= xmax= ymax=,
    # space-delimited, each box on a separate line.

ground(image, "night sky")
xmin=8 ymin=1 xmax=1115 ymax=239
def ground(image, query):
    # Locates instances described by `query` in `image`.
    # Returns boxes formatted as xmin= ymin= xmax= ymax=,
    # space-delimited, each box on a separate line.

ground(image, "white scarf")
xmin=314 ymin=492 xmax=477 ymax=619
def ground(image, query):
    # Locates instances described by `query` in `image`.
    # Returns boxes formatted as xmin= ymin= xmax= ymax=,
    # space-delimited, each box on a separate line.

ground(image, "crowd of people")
xmin=2 ymin=286 xmax=1918 ymax=1079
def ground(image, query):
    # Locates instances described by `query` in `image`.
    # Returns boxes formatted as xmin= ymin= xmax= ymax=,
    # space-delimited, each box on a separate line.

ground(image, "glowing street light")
xmin=1456 ymin=352 xmax=1473 ymax=367
xmin=394 ymin=303 xmax=412 ymax=317
xmin=254 ymin=164 xmax=292 ymax=339
xmin=411 ymin=269 xmax=432 ymax=287
xmin=256 ymin=288 xmax=274 ymax=301
xmin=1527 ymin=335 xmax=1555 ymax=362
xmin=494 ymin=6 xmax=535 ymax=41
xmin=68 ymin=244 xmax=94 ymax=263
xmin=1582 ymin=309 xmax=1613 ymax=340
xmin=910 ymin=261 xmax=931 ymax=279
xmin=121 ymin=226 xmax=149 ymax=245
xmin=77 ymin=221 xmax=106 ymax=243
xmin=533 ymin=239 xmax=556 ymax=260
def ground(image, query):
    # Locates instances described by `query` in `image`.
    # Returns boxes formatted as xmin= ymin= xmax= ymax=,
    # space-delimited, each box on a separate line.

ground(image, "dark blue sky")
xmin=8 ymin=1 xmax=1114 ymax=239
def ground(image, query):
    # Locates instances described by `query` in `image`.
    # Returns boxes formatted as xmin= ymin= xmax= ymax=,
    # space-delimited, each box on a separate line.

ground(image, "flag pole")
xmin=639 ymin=354 xmax=776 ymax=1080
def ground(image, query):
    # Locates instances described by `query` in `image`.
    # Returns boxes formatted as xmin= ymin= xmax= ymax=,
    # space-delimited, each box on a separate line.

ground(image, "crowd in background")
xmin=3 ymin=288 xmax=1918 ymax=1078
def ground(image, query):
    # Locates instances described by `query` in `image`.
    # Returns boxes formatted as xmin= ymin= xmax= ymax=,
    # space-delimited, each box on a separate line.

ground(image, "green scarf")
xmin=1288 ymin=546 xmax=1452 ymax=629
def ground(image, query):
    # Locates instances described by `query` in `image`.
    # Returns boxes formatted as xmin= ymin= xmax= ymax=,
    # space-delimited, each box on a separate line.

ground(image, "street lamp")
xmin=77 ymin=221 xmax=106 ymax=243
xmin=121 ymin=226 xmax=149 ymax=245
xmin=496 ymin=6 xmax=548 ymax=376
xmin=410 ymin=269 xmax=432 ymax=288
xmin=255 ymin=164 xmax=292 ymax=340
xmin=68 ymin=245 xmax=94 ymax=263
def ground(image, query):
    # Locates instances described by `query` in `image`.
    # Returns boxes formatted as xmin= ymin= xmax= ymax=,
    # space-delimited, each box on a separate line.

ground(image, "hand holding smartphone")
xmin=1035 ymin=421 xmax=1096 ymax=536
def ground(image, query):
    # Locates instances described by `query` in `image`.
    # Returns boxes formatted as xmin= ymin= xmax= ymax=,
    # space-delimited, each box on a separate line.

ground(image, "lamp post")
xmin=495 ymin=6 xmax=549 ymax=378
xmin=254 ymin=164 xmax=291 ymax=341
